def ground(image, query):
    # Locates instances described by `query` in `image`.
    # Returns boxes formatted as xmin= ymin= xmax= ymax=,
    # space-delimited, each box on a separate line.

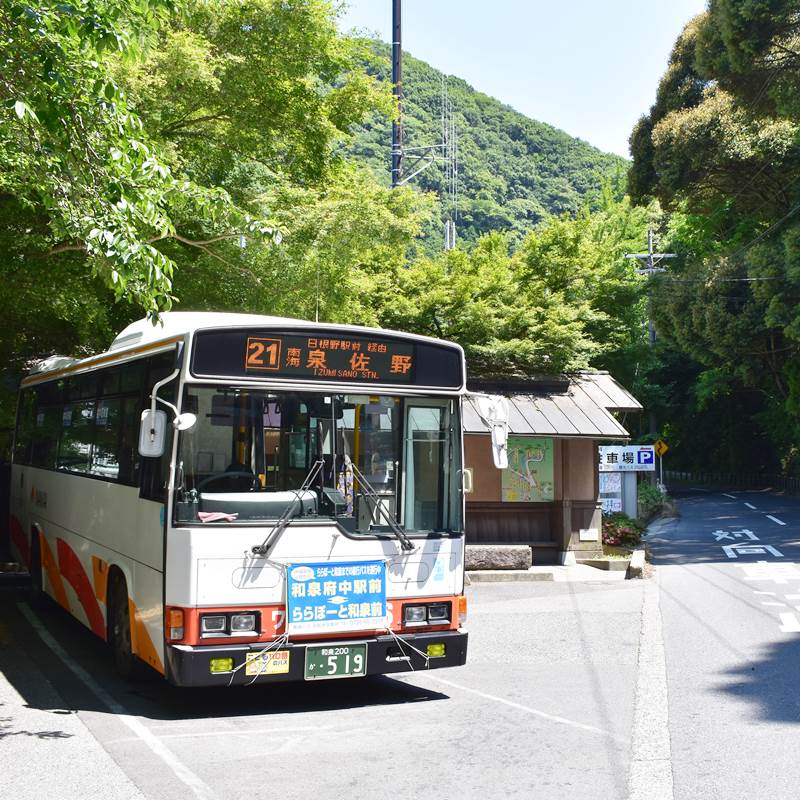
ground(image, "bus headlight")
xmin=427 ymin=604 xmax=450 ymax=623
xmin=403 ymin=605 xmax=427 ymax=625
xmin=230 ymin=613 xmax=256 ymax=633
xmin=200 ymin=615 xmax=227 ymax=634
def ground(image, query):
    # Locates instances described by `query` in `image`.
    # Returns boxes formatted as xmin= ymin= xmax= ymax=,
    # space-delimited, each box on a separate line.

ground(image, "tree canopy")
xmin=629 ymin=0 xmax=800 ymax=474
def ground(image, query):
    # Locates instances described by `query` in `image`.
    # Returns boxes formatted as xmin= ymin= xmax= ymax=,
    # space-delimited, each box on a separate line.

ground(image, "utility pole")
xmin=625 ymin=229 xmax=676 ymax=346
xmin=625 ymin=229 xmax=677 ymax=436
xmin=391 ymin=0 xmax=403 ymax=188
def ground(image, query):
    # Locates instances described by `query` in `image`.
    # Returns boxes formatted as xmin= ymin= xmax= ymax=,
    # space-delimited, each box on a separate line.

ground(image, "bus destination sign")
xmin=244 ymin=334 xmax=414 ymax=383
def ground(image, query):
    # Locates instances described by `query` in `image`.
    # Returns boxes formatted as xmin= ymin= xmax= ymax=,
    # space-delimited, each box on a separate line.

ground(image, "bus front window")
xmin=175 ymin=387 xmax=461 ymax=534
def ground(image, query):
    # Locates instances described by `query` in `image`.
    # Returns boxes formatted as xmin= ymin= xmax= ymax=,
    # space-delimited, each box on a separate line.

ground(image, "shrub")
xmin=638 ymin=481 xmax=666 ymax=520
xmin=602 ymin=513 xmax=644 ymax=548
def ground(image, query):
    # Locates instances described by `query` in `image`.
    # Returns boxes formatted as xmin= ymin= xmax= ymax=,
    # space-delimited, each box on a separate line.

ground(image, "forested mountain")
xmin=347 ymin=43 xmax=627 ymax=242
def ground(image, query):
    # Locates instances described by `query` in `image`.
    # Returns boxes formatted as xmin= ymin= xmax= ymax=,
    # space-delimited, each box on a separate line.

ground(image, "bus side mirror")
xmin=139 ymin=409 xmax=167 ymax=458
xmin=474 ymin=394 xmax=509 ymax=469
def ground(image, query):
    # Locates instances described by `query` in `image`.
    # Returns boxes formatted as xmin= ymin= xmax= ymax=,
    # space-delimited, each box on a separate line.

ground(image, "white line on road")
xmin=628 ymin=571 xmax=674 ymax=800
xmin=744 ymin=502 xmax=757 ymax=510
xmin=753 ymin=591 xmax=776 ymax=595
xmin=722 ymin=493 xmax=737 ymax=499
xmin=786 ymin=595 xmax=800 ymax=601
xmin=779 ymin=612 xmax=800 ymax=633
xmin=400 ymin=673 xmax=622 ymax=742
xmin=760 ymin=602 xmax=786 ymax=607
xmin=766 ymin=515 xmax=787 ymax=526
xmin=18 ymin=603 xmax=216 ymax=800
xmin=105 ymin=725 xmax=331 ymax=745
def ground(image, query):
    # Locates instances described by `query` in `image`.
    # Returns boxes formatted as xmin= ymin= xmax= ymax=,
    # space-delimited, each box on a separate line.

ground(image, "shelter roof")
xmin=464 ymin=372 xmax=640 ymax=440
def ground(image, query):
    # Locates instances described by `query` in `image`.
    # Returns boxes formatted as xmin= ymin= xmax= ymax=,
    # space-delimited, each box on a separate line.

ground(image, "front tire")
xmin=109 ymin=576 xmax=137 ymax=679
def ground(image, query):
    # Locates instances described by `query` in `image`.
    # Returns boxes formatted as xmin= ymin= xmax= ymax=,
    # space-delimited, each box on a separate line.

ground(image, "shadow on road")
xmin=0 ymin=582 xmax=450 ymax=726
xmin=714 ymin=637 xmax=800 ymax=724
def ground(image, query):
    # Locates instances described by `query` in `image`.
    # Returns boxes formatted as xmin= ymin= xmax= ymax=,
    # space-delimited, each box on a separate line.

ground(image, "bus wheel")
xmin=109 ymin=576 xmax=136 ymax=679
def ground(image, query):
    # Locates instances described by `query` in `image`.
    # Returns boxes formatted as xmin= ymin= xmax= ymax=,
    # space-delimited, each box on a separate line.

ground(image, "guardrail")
xmin=665 ymin=470 xmax=800 ymax=494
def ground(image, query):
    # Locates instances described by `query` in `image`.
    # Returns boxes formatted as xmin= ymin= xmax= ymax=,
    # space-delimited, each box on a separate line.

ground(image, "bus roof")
xmin=25 ymin=312 xmax=465 ymax=387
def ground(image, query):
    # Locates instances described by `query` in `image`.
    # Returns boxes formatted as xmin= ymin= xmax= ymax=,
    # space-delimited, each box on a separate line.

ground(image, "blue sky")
xmin=337 ymin=0 xmax=708 ymax=157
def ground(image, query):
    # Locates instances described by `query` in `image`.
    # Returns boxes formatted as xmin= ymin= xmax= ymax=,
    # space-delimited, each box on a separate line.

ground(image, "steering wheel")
xmin=197 ymin=471 xmax=260 ymax=492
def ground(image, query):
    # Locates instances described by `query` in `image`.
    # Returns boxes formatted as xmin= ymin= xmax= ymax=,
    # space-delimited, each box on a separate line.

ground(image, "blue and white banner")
xmin=286 ymin=560 xmax=388 ymax=635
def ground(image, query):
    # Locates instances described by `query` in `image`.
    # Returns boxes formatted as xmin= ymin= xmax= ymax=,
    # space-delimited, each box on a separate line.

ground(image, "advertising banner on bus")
xmin=287 ymin=561 xmax=387 ymax=635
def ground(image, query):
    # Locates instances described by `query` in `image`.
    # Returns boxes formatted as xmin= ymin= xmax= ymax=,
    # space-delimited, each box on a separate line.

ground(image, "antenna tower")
xmin=390 ymin=0 xmax=459 ymax=250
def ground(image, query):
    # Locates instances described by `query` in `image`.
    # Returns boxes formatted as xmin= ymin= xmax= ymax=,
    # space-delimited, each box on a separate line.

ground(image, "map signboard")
xmin=286 ymin=560 xmax=387 ymax=635
xmin=501 ymin=437 xmax=554 ymax=502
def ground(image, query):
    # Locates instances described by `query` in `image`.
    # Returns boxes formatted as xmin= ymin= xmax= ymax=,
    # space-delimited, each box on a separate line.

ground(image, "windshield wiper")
xmin=348 ymin=462 xmax=415 ymax=552
xmin=251 ymin=459 xmax=325 ymax=557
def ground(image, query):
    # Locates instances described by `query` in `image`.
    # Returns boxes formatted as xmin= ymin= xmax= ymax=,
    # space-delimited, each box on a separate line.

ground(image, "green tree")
xmin=0 ymin=0 xmax=273 ymax=316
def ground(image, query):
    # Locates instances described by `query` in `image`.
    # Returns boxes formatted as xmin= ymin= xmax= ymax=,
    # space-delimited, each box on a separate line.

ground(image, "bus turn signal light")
xmin=167 ymin=608 xmax=184 ymax=641
xmin=458 ymin=595 xmax=467 ymax=625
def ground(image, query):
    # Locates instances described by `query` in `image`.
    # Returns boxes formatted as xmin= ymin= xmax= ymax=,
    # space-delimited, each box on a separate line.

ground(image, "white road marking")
xmin=628 ymin=572 xmax=674 ymax=800
xmin=18 ymin=603 xmax=217 ymax=800
xmin=740 ymin=561 xmax=800 ymax=584
xmin=399 ymin=674 xmax=622 ymax=742
xmin=786 ymin=594 xmax=800 ymax=601
xmin=744 ymin=502 xmax=757 ymax=510
xmin=761 ymin=602 xmax=787 ymax=607
xmin=106 ymin=725 xmax=330 ymax=745
xmin=723 ymin=543 xmax=782 ymax=558
xmin=779 ymin=612 xmax=800 ymax=633
xmin=766 ymin=515 xmax=787 ymax=526
xmin=753 ymin=591 xmax=776 ymax=595
xmin=722 ymin=493 xmax=737 ymax=499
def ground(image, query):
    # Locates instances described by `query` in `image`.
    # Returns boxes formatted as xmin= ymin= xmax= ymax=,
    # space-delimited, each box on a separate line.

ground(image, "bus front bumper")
xmin=165 ymin=629 xmax=468 ymax=687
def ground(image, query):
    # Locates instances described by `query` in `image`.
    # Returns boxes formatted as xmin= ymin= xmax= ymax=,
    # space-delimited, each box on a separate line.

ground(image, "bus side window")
xmin=13 ymin=389 xmax=35 ymax=465
xmin=139 ymin=351 xmax=176 ymax=502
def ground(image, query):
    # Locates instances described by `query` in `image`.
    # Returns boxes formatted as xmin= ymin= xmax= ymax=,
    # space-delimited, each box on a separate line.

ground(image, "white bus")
xmin=9 ymin=313 xmax=471 ymax=685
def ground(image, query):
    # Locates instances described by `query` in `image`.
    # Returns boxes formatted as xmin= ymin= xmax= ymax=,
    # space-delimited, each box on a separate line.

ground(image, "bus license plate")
xmin=304 ymin=644 xmax=367 ymax=680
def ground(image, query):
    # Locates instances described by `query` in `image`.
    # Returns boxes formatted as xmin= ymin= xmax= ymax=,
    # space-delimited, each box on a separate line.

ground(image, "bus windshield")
xmin=175 ymin=386 xmax=463 ymax=534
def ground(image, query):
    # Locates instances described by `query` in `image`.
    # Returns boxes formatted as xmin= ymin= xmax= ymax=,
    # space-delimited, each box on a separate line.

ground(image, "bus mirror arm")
xmin=149 ymin=368 xmax=197 ymax=432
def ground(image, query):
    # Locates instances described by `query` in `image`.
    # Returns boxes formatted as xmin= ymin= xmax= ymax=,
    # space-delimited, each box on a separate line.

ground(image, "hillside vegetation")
xmin=348 ymin=43 xmax=627 ymax=242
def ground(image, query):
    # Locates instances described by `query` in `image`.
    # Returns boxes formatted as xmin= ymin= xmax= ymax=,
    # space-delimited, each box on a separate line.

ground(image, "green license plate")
xmin=304 ymin=644 xmax=367 ymax=681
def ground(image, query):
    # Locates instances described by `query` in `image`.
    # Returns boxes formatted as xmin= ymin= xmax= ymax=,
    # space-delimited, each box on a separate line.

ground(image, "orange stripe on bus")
xmin=39 ymin=533 xmax=69 ymax=611
xmin=92 ymin=556 xmax=109 ymax=606
xmin=20 ymin=335 xmax=183 ymax=387
xmin=57 ymin=539 xmax=105 ymax=639
xmin=9 ymin=516 xmax=29 ymax=568
xmin=169 ymin=595 xmax=460 ymax=647
xmin=129 ymin=598 xmax=165 ymax=674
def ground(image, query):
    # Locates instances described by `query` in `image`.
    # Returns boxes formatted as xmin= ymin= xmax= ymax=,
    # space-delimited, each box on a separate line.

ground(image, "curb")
xmin=626 ymin=548 xmax=646 ymax=579
xmin=466 ymin=569 xmax=554 ymax=583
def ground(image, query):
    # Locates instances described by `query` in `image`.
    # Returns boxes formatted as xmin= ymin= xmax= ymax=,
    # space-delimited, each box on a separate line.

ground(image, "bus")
xmin=9 ymin=312 xmax=472 ymax=685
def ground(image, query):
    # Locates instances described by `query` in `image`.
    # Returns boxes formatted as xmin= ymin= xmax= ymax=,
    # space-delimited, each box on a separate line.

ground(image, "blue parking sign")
xmin=286 ymin=560 xmax=387 ymax=635
xmin=637 ymin=449 xmax=654 ymax=466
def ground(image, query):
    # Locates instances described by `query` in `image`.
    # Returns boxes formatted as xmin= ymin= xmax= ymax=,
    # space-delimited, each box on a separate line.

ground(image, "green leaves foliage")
xmin=630 ymin=2 xmax=800 ymax=474
xmin=0 ymin=0 xmax=274 ymax=316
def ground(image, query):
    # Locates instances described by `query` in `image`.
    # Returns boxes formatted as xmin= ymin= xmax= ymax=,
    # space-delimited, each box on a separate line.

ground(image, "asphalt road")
xmin=649 ymin=489 xmax=800 ymax=800
xmin=0 ymin=575 xmax=644 ymax=800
